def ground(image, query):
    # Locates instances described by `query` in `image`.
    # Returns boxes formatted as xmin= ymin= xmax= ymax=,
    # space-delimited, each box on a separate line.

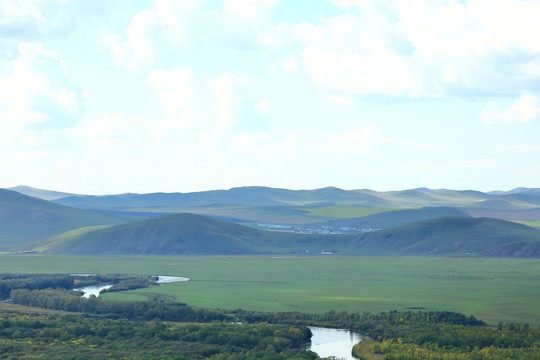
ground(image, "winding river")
xmin=73 ymin=277 xmax=362 ymax=359
xmin=73 ymin=275 xmax=190 ymax=298
xmin=308 ymin=326 xmax=363 ymax=360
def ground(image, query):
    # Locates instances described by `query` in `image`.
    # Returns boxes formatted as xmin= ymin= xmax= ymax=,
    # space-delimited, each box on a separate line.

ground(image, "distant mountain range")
xmin=2 ymin=185 xmax=540 ymax=257
xmin=9 ymin=185 xmax=540 ymax=210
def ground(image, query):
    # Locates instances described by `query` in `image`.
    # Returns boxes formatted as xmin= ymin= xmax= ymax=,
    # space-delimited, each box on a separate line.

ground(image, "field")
xmin=0 ymin=254 xmax=538 ymax=326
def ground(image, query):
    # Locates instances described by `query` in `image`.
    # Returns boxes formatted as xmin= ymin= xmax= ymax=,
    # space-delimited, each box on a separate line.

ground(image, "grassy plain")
xmin=297 ymin=206 xmax=401 ymax=219
xmin=514 ymin=220 xmax=540 ymax=229
xmin=0 ymin=254 xmax=538 ymax=326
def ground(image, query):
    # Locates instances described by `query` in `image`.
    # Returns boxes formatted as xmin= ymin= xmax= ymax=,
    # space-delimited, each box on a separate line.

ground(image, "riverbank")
xmin=352 ymin=339 xmax=384 ymax=360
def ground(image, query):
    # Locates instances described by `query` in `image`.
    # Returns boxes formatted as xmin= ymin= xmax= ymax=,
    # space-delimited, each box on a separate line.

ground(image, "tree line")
xmin=0 ymin=312 xmax=316 ymax=359
xmin=11 ymin=288 xmax=227 ymax=323
xmin=2 ymin=273 xmax=539 ymax=359
xmin=0 ymin=274 xmax=74 ymax=299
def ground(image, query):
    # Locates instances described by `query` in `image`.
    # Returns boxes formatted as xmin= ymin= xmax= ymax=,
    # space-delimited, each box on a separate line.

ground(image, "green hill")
xmin=28 ymin=212 xmax=540 ymax=257
xmin=353 ymin=217 xmax=540 ymax=256
xmin=32 ymin=213 xmax=314 ymax=255
xmin=317 ymin=207 xmax=471 ymax=229
xmin=0 ymin=189 xmax=129 ymax=250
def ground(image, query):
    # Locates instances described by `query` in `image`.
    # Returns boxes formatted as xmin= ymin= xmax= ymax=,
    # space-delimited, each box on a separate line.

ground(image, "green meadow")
xmin=0 ymin=254 xmax=538 ymax=326
xmin=297 ymin=206 xmax=401 ymax=219
xmin=514 ymin=220 xmax=540 ymax=229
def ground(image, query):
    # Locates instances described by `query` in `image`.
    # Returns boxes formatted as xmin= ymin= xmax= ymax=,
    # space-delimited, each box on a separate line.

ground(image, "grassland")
xmin=0 ymin=254 xmax=538 ymax=326
xmin=297 ymin=206 xmax=401 ymax=219
xmin=514 ymin=220 xmax=540 ymax=229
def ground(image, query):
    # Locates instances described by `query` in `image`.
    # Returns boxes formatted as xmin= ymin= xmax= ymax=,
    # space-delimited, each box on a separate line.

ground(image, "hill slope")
xmin=318 ymin=207 xmax=471 ymax=229
xmin=52 ymin=186 xmax=540 ymax=210
xmin=34 ymin=213 xmax=277 ymax=255
xmin=354 ymin=217 xmax=540 ymax=256
xmin=0 ymin=189 xmax=129 ymax=250
xmin=8 ymin=185 xmax=78 ymax=201
xmin=35 ymin=213 xmax=356 ymax=255
xmin=51 ymin=186 xmax=394 ymax=209
xmin=30 ymin=213 xmax=540 ymax=257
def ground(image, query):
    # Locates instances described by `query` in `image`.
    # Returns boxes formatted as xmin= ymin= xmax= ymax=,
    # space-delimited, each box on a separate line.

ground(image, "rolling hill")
xmin=27 ymin=213 xmax=540 ymax=257
xmin=7 ymin=185 xmax=78 ymax=201
xmin=353 ymin=217 xmax=540 ymax=256
xmin=30 ymin=213 xmax=345 ymax=255
xmin=0 ymin=189 xmax=129 ymax=250
xmin=50 ymin=186 xmax=394 ymax=209
xmin=42 ymin=186 xmax=540 ymax=211
xmin=317 ymin=207 xmax=472 ymax=229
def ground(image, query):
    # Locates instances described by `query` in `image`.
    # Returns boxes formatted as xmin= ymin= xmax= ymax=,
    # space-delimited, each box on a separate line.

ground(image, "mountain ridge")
xmin=30 ymin=186 xmax=540 ymax=210
xmin=0 ymin=189 xmax=129 ymax=250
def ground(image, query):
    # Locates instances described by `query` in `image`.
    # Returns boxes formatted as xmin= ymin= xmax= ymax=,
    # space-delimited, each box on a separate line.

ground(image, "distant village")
xmin=255 ymin=223 xmax=381 ymax=235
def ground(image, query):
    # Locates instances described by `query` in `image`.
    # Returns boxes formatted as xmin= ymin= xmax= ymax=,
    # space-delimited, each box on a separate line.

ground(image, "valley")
xmin=1 ymin=185 xmax=539 ymax=359
xmin=0 ymin=254 xmax=538 ymax=326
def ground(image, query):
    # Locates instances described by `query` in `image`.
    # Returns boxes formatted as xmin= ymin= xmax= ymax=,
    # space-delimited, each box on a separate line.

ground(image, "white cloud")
xmin=0 ymin=0 xmax=44 ymax=26
xmin=66 ymin=111 xmax=158 ymax=151
xmin=329 ymin=0 xmax=377 ymax=11
xmin=253 ymin=99 xmax=271 ymax=116
xmin=0 ymin=0 xmax=110 ymax=57
xmin=291 ymin=0 xmax=540 ymax=99
xmin=214 ymin=72 xmax=250 ymax=129
xmin=99 ymin=9 xmax=160 ymax=71
xmin=99 ymin=0 xmax=281 ymax=70
xmin=148 ymin=68 xmax=201 ymax=126
xmin=480 ymin=95 xmax=540 ymax=125
xmin=399 ymin=139 xmax=442 ymax=151
xmin=294 ymin=12 xmax=425 ymax=98
xmin=401 ymin=158 xmax=499 ymax=175
xmin=223 ymin=0 xmax=280 ymax=20
xmin=280 ymin=56 xmax=299 ymax=72
xmin=499 ymin=145 xmax=540 ymax=153
xmin=310 ymin=124 xmax=393 ymax=155
xmin=0 ymin=42 xmax=83 ymax=134
xmin=327 ymin=94 xmax=356 ymax=105
xmin=146 ymin=67 xmax=256 ymax=131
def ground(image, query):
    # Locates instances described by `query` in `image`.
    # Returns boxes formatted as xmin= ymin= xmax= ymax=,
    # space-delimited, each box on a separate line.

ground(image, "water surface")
xmin=308 ymin=326 xmax=363 ymax=360
xmin=156 ymin=276 xmax=190 ymax=284
xmin=74 ymin=284 xmax=113 ymax=298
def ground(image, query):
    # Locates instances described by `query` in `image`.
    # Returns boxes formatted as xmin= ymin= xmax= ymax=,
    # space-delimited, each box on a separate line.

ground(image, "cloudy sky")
xmin=1 ymin=0 xmax=539 ymax=194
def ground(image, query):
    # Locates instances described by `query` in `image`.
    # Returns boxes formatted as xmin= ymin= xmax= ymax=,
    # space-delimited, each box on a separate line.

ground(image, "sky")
xmin=1 ymin=0 xmax=539 ymax=195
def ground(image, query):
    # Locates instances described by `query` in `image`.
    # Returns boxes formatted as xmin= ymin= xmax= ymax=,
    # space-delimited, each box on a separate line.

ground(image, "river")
xmin=72 ymin=278 xmax=362 ymax=359
xmin=74 ymin=275 xmax=190 ymax=298
xmin=74 ymin=284 xmax=113 ymax=298
xmin=156 ymin=275 xmax=190 ymax=284
xmin=308 ymin=326 xmax=363 ymax=360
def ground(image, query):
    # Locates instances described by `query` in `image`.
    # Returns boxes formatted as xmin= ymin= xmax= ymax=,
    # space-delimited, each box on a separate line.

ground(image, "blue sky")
xmin=1 ymin=0 xmax=539 ymax=194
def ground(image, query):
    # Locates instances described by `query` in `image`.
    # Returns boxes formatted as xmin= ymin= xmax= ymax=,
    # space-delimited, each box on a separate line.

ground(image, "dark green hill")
xmin=29 ymin=213 xmax=540 ymax=257
xmin=353 ymin=217 xmax=540 ymax=256
xmin=35 ymin=213 xmax=342 ymax=255
xmin=318 ymin=207 xmax=471 ymax=229
xmin=0 ymin=189 xmax=128 ymax=250
xmin=37 ymin=213 xmax=261 ymax=255
xmin=467 ymin=197 xmax=537 ymax=210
